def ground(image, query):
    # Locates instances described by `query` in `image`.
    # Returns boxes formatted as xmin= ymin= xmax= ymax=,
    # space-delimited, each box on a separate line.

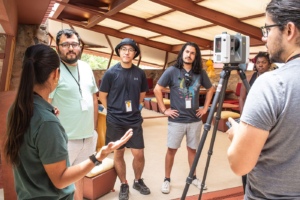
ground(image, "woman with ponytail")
xmin=4 ymin=44 xmax=132 ymax=199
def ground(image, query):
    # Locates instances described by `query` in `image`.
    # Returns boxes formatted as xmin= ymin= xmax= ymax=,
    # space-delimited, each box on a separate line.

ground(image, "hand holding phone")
xmin=226 ymin=118 xmax=240 ymax=128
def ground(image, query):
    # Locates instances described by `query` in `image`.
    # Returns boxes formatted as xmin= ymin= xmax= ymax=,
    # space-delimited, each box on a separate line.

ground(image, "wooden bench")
xmin=143 ymin=97 xmax=152 ymax=110
xmin=213 ymin=111 xmax=240 ymax=132
xmin=150 ymin=98 xmax=170 ymax=113
xmin=83 ymin=158 xmax=117 ymax=200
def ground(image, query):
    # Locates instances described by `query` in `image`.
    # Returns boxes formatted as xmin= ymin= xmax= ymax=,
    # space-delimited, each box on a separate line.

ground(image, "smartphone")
xmin=226 ymin=118 xmax=240 ymax=129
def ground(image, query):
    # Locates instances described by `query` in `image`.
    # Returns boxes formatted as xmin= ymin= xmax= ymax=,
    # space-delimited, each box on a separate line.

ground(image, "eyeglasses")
xmin=260 ymin=24 xmax=281 ymax=38
xmin=120 ymin=47 xmax=135 ymax=53
xmin=59 ymin=42 xmax=80 ymax=49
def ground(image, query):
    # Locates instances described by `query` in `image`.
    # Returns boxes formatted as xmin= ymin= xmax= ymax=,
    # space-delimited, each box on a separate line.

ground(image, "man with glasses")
xmin=49 ymin=29 xmax=99 ymax=200
xmin=99 ymin=38 xmax=149 ymax=200
xmin=227 ymin=0 xmax=300 ymax=199
xmin=154 ymin=42 xmax=214 ymax=194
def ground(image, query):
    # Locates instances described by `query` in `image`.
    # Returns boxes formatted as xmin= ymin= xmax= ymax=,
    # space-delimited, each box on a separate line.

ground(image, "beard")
xmin=183 ymin=61 xmax=193 ymax=65
xmin=183 ymin=56 xmax=193 ymax=65
xmin=270 ymin=49 xmax=284 ymax=63
xmin=268 ymin=34 xmax=285 ymax=63
xmin=58 ymin=49 xmax=80 ymax=64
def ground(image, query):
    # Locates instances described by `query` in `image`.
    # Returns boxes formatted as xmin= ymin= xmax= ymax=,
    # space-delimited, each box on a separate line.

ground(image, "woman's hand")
xmin=97 ymin=129 xmax=133 ymax=160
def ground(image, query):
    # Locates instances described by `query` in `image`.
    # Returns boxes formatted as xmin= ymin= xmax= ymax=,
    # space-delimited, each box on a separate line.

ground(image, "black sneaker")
xmin=133 ymin=179 xmax=151 ymax=195
xmin=119 ymin=183 xmax=129 ymax=200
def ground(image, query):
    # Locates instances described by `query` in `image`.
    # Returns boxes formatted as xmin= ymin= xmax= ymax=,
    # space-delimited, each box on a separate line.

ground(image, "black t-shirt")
xmin=100 ymin=63 xmax=148 ymax=125
xmin=158 ymin=66 xmax=212 ymax=123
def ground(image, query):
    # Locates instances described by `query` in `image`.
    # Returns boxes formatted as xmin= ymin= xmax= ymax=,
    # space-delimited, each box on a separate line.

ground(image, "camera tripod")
xmin=181 ymin=64 xmax=250 ymax=200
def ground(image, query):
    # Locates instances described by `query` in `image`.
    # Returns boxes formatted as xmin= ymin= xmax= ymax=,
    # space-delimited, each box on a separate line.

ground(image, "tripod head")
xmin=223 ymin=63 xmax=247 ymax=71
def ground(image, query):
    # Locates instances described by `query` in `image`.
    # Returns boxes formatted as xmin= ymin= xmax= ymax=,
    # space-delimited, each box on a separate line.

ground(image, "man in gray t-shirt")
xmin=227 ymin=0 xmax=300 ymax=199
xmin=154 ymin=42 xmax=214 ymax=194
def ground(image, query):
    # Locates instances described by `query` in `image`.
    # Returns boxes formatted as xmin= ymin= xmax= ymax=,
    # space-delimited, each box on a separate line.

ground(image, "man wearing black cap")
xmin=99 ymin=38 xmax=149 ymax=200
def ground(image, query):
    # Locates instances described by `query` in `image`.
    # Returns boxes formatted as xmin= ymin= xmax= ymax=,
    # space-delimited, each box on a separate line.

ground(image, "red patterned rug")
xmin=174 ymin=186 xmax=244 ymax=200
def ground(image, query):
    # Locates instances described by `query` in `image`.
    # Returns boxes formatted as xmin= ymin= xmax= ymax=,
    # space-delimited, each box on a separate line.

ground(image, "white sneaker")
xmin=192 ymin=178 xmax=207 ymax=190
xmin=161 ymin=180 xmax=170 ymax=194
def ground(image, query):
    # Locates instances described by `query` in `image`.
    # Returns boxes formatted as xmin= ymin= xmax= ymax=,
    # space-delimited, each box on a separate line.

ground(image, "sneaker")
xmin=192 ymin=178 xmax=207 ymax=190
xmin=119 ymin=183 xmax=129 ymax=200
xmin=161 ymin=180 xmax=170 ymax=194
xmin=133 ymin=179 xmax=151 ymax=195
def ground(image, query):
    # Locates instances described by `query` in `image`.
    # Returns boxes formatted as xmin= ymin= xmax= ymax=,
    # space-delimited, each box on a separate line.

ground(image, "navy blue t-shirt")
xmin=100 ymin=63 xmax=148 ymax=125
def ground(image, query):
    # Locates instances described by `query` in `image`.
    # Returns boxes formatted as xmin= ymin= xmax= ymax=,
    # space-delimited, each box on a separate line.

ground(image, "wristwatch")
xmin=89 ymin=152 xmax=102 ymax=166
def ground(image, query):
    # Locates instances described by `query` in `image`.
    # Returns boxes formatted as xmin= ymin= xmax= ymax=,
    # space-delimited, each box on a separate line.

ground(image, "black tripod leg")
xmin=238 ymin=69 xmax=250 ymax=93
xmin=237 ymin=68 xmax=250 ymax=194
xmin=197 ymin=69 xmax=231 ymax=200
xmin=180 ymin=68 xmax=231 ymax=200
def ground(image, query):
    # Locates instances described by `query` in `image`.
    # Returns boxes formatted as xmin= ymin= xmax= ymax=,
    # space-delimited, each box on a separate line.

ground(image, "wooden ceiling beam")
xmin=86 ymin=0 xmax=137 ymax=28
xmin=108 ymin=0 xmax=138 ymax=16
xmin=0 ymin=0 xmax=18 ymax=35
xmin=110 ymin=12 xmax=213 ymax=48
xmin=55 ymin=2 xmax=214 ymax=48
xmin=150 ymin=0 xmax=262 ymax=40
xmin=55 ymin=1 xmax=103 ymax=16
xmin=51 ymin=18 xmax=174 ymax=52
xmin=171 ymin=45 xmax=184 ymax=52
xmin=74 ymin=3 xmax=109 ymax=13
xmin=52 ymin=0 xmax=70 ymax=19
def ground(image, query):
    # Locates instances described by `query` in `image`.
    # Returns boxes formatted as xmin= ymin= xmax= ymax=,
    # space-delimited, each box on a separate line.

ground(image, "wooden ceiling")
xmin=1 ymin=0 xmax=271 ymax=68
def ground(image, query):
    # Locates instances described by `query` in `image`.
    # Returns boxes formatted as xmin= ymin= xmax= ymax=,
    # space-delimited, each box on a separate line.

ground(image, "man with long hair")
xmin=154 ymin=42 xmax=214 ymax=194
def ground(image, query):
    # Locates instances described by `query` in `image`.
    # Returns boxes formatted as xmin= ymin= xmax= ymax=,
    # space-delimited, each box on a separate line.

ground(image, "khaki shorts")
xmin=167 ymin=121 xmax=202 ymax=149
xmin=68 ymin=130 xmax=98 ymax=165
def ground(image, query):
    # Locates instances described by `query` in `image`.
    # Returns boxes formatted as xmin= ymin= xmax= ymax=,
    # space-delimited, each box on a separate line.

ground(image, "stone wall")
xmin=9 ymin=24 xmax=48 ymax=91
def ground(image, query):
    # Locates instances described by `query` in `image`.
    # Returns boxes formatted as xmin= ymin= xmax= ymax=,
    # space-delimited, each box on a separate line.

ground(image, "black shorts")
xmin=106 ymin=120 xmax=144 ymax=149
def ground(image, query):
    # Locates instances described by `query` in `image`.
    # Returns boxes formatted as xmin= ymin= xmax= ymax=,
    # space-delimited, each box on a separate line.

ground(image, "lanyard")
xmin=286 ymin=54 xmax=300 ymax=63
xmin=182 ymin=68 xmax=192 ymax=98
xmin=61 ymin=62 xmax=82 ymax=97
xmin=125 ymin=69 xmax=132 ymax=99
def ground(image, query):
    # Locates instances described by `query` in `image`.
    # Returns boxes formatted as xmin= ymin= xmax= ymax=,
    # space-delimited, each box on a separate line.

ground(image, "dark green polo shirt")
xmin=13 ymin=95 xmax=74 ymax=199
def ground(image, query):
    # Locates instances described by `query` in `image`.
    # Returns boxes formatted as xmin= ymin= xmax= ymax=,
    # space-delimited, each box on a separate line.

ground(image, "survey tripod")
xmin=181 ymin=64 xmax=251 ymax=200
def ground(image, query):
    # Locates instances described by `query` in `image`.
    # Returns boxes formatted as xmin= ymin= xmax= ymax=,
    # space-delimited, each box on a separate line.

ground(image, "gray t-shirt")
xmin=157 ymin=66 xmax=212 ymax=123
xmin=241 ymin=60 xmax=300 ymax=199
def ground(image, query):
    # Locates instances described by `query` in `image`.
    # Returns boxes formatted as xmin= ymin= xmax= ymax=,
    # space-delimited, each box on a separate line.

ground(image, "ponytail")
xmin=4 ymin=44 xmax=60 ymax=165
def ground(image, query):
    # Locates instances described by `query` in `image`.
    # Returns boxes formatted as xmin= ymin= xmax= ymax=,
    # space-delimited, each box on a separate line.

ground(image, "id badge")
xmin=185 ymin=98 xmax=191 ymax=109
xmin=80 ymin=99 xmax=88 ymax=111
xmin=125 ymin=100 xmax=132 ymax=112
